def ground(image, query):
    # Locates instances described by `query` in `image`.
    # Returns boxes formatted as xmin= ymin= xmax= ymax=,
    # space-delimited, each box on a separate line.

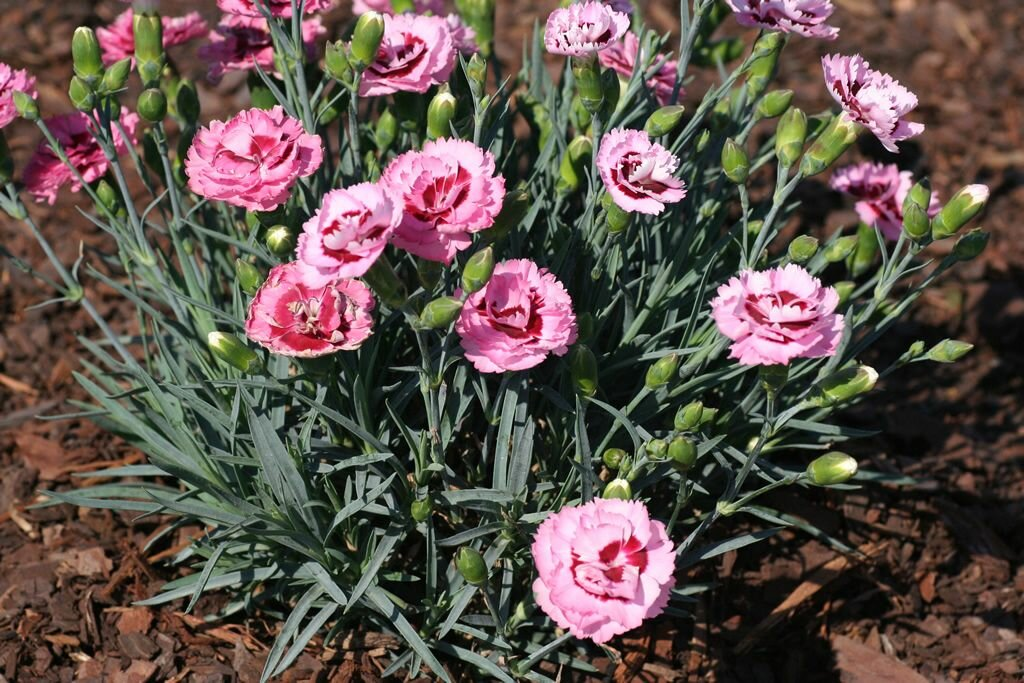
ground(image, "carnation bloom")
xmin=96 ymin=9 xmax=208 ymax=65
xmin=830 ymin=162 xmax=940 ymax=240
xmin=245 ymin=262 xmax=375 ymax=357
xmin=822 ymin=54 xmax=924 ymax=153
xmin=531 ymin=498 xmax=676 ymax=644
xmin=598 ymin=32 xmax=680 ymax=106
xmin=724 ymin=0 xmax=839 ymax=39
xmin=455 ymin=259 xmax=577 ymax=373
xmin=544 ymin=1 xmax=630 ymax=57
xmin=23 ymin=112 xmax=140 ymax=205
xmin=359 ymin=14 xmax=456 ymax=97
xmin=382 ymin=138 xmax=505 ymax=264
xmin=297 ymin=183 xmax=402 ymax=281
xmin=445 ymin=14 xmax=479 ymax=56
xmin=185 ymin=106 xmax=323 ymax=212
xmin=710 ymin=264 xmax=845 ymax=366
xmin=198 ymin=15 xmax=325 ymax=84
xmin=0 ymin=62 xmax=36 ymax=129
xmin=352 ymin=0 xmax=443 ymax=14
xmin=217 ymin=0 xmax=334 ymax=17
xmin=597 ymin=128 xmax=687 ymax=215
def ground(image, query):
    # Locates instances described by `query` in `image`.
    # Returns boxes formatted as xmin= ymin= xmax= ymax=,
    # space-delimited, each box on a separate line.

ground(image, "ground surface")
xmin=1 ymin=0 xmax=1022 ymax=681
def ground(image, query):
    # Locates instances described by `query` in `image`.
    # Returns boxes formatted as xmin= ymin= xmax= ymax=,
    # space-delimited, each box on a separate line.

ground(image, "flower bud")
xmin=557 ymin=136 xmax=592 ymax=194
xmin=901 ymin=200 xmax=931 ymax=242
xmin=787 ymin=235 xmax=819 ymax=264
xmin=804 ymin=365 xmax=878 ymax=408
xmin=325 ymin=40 xmax=351 ymax=82
xmin=265 ymin=225 xmax=295 ymax=256
xmin=644 ymin=105 xmax=685 ymax=137
xmin=775 ymin=107 xmax=807 ymax=169
xmin=455 ymin=547 xmax=488 ymax=586
xmin=569 ymin=344 xmax=598 ymax=397
xmin=351 ymin=12 xmax=386 ymax=69
xmin=487 ymin=184 xmax=529 ymax=242
xmin=952 ymin=228 xmax=989 ymax=261
xmin=697 ymin=407 xmax=718 ymax=427
xmin=601 ymin=192 xmax=632 ymax=234
xmin=800 ymin=115 xmax=860 ymax=177
xmin=645 ymin=438 xmax=668 ymax=460
xmin=69 ymin=77 xmax=97 ymax=112
xmin=757 ymin=89 xmax=793 ymax=119
xmin=806 ymin=451 xmax=858 ymax=486
xmin=465 ymin=53 xmax=487 ymax=94
xmin=645 ymin=353 xmax=679 ymax=389
xmin=425 ymin=87 xmax=458 ymax=141
xmin=907 ymin=340 xmax=926 ymax=359
xmin=572 ymin=57 xmax=603 ymax=115
xmin=410 ymin=498 xmax=433 ymax=523
xmin=932 ymin=185 xmax=989 ymax=240
xmin=0 ymin=132 xmax=12 ymax=184
xmin=363 ymin=256 xmax=407 ymax=308
xmin=695 ymin=129 xmax=711 ymax=154
xmin=744 ymin=32 xmax=783 ymax=99
xmin=420 ymin=297 xmax=464 ymax=329
xmin=100 ymin=58 xmax=132 ymax=94
xmin=923 ymin=339 xmax=973 ymax=363
xmin=602 ymin=478 xmax=632 ymax=500
xmin=833 ymin=280 xmax=855 ymax=307
xmin=462 ymin=246 xmax=495 ymax=294
xmin=674 ymin=401 xmax=704 ymax=432
xmin=373 ymin=110 xmax=399 ymax=153
xmin=208 ymin=332 xmax=262 ymax=373
xmin=137 ymin=88 xmax=168 ymax=123
xmin=13 ymin=91 xmax=39 ymax=121
xmin=602 ymin=447 xmax=626 ymax=470
xmin=668 ymin=436 xmax=697 ymax=472
xmin=133 ymin=13 xmax=164 ymax=86
xmin=903 ymin=178 xmax=932 ymax=217
xmin=95 ymin=179 xmax=122 ymax=214
xmin=235 ymin=259 xmax=263 ymax=295
xmin=824 ymin=234 xmax=858 ymax=263
xmin=176 ymin=80 xmax=200 ymax=126
xmin=721 ymin=139 xmax=749 ymax=184
xmin=848 ymin=222 xmax=878 ymax=278
xmin=455 ymin=0 xmax=496 ymax=57
xmin=72 ymin=27 xmax=104 ymax=84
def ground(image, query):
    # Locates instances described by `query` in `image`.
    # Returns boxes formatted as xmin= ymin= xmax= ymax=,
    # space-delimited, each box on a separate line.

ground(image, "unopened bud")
xmin=235 ymin=259 xmax=263 ymax=295
xmin=13 ymin=91 xmax=39 ymax=121
xmin=137 ymin=88 xmax=167 ymax=123
xmin=757 ymin=89 xmax=793 ymax=119
xmin=426 ymin=87 xmax=457 ymax=140
xmin=695 ymin=129 xmax=711 ymax=153
xmin=364 ymin=257 xmax=407 ymax=308
xmin=721 ymin=139 xmax=749 ymax=184
xmin=176 ymin=80 xmax=200 ymax=125
xmin=601 ymin=192 xmax=632 ymax=233
xmin=351 ymin=12 xmax=386 ymax=69
xmin=375 ymin=109 xmax=398 ymax=151
xmin=787 ymin=235 xmax=819 ymax=264
xmin=806 ymin=451 xmax=858 ymax=486
xmin=668 ymin=436 xmax=698 ymax=472
xmin=848 ymin=222 xmax=879 ymax=278
xmin=824 ymin=234 xmax=858 ymax=262
xmin=804 ymin=365 xmax=878 ymax=408
xmin=557 ymin=136 xmax=592 ymax=194
xmin=602 ymin=478 xmax=632 ymax=500
xmin=932 ymin=185 xmax=989 ymax=240
xmin=697 ymin=407 xmax=718 ymax=428
xmin=833 ymin=280 xmax=855 ymax=307
xmin=745 ymin=32 xmax=783 ymax=99
xmin=208 ymin=332 xmax=262 ymax=373
xmin=569 ymin=345 xmax=598 ymax=397
xmin=265 ymin=225 xmax=295 ymax=256
xmin=952 ymin=228 xmax=989 ymax=261
xmin=924 ymin=339 xmax=973 ymax=363
xmin=645 ymin=438 xmax=668 ymax=460
xmin=325 ymin=40 xmax=351 ymax=81
xmin=420 ymin=297 xmax=464 ymax=329
xmin=674 ymin=401 xmax=704 ymax=432
xmin=800 ymin=115 xmax=860 ymax=177
xmin=69 ymin=77 xmax=96 ymax=112
xmin=645 ymin=105 xmax=685 ymax=137
xmin=410 ymin=498 xmax=433 ymax=523
xmin=645 ymin=353 xmax=679 ymax=389
xmin=903 ymin=178 xmax=932 ymax=217
xmin=95 ymin=179 xmax=121 ymax=214
xmin=72 ymin=27 xmax=104 ymax=84
xmin=775 ymin=107 xmax=807 ymax=169
xmin=602 ymin=447 xmax=626 ymax=470
xmin=465 ymin=53 xmax=487 ymax=93
xmin=572 ymin=56 xmax=604 ymax=115
xmin=455 ymin=547 xmax=488 ymax=586
xmin=133 ymin=13 xmax=164 ymax=85
xmin=100 ymin=58 xmax=132 ymax=94
xmin=462 ymin=246 xmax=494 ymax=293
xmin=902 ymin=200 xmax=931 ymax=241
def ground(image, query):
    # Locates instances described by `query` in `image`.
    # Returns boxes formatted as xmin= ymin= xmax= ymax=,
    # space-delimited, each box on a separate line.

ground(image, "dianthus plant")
xmin=0 ymin=0 xmax=988 ymax=679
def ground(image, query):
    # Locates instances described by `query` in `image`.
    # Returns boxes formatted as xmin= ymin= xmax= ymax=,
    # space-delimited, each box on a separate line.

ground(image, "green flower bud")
xmin=848 ymin=222 xmax=879 ymax=278
xmin=137 ymin=88 xmax=168 ymax=123
xmin=100 ymin=58 xmax=132 ymax=94
xmin=833 ymin=280 xmax=855 ymax=308
xmin=932 ymin=185 xmax=989 ymax=240
xmin=72 ymin=27 xmax=104 ymax=84
xmin=462 ymin=246 xmax=495 ymax=294
xmin=465 ymin=53 xmax=487 ymax=94
xmin=907 ymin=340 xmax=926 ymax=359
xmin=351 ymin=12 xmax=386 ymax=69
xmin=235 ymin=259 xmax=263 ymax=295
xmin=569 ymin=345 xmax=599 ymax=397
xmin=744 ymin=32 xmax=783 ymax=99
xmin=455 ymin=547 xmax=488 ymax=586
xmin=601 ymin=192 xmax=632 ymax=234
xmin=803 ymin=365 xmax=878 ymax=408
xmin=69 ymin=76 xmax=96 ymax=112
xmin=645 ymin=353 xmax=680 ymax=389
xmin=645 ymin=438 xmax=668 ymax=461
xmin=375 ymin=109 xmax=399 ymax=152
xmin=697 ymin=407 xmax=718 ymax=427
xmin=487 ymin=184 xmax=529 ymax=242
xmin=806 ymin=451 xmax=858 ymax=486
xmin=571 ymin=57 xmax=603 ymax=115
xmin=787 ymin=235 xmax=819 ymax=264
xmin=923 ymin=339 xmax=973 ymax=363
xmin=420 ymin=297 xmax=464 ymax=329
xmin=901 ymin=199 xmax=930 ymax=242
xmin=800 ymin=115 xmax=860 ymax=177
xmin=903 ymin=178 xmax=932 ymax=217
xmin=133 ymin=13 xmax=164 ymax=86
xmin=325 ymin=40 xmax=351 ymax=81
xmin=759 ymin=364 xmax=789 ymax=394
xmin=207 ymin=332 xmax=262 ymax=373
xmin=265 ymin=225 xmax=295 ymax=256
xmin=455 ymin=0 xmax=496 ymax=58
xmin=695 ymin=129 xmax=711 ymax=154
xmin=602 ymin=447 xmax=626 ymax=470
xmin=0 ymin=132 xmax=12 ymax=184
xmin=426 ymin=86 xmax=457 ymax=140
xmin=644 ymin=105 xmax=685 ymax=137
xmin=952 ymin=228 xmax=989 ymax=261
xmin=674 ymin=401 xmax=704 ymax=432
xmin=410 ymin=498 xmax=433 ymax=523
xmin=13 ymin=91 xmax=39 ymax=121
xmin=775 ymin=107 xmax=807 ymax=169
xmin=746 ymin=219 xmax=764 ymax=238
xmin=602 ymin=478 xmax=633 ymax=500
xmin=176 ymin=80 xmax=200 ymax=126
xmin=668 ymin=436 xmax=698 ymax=472
xmin=824 ymin=234 xmax=858 ymax=263
xmin=557 ymin=136 xmax=592 ymax=194
xmin=721 ymin=139 xmax=750 ymax=184
xmin=363 ymin=257 xmax=407 ymax=309
xmin=95 ymin=179 xmax=121 ymax=214
xmin=757 ymin=89 xmax=793 ymax=119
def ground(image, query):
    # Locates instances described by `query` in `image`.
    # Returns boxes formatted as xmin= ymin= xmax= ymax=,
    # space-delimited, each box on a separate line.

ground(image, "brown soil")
xmin=1 ymin=1 xmax=1022 ymax=681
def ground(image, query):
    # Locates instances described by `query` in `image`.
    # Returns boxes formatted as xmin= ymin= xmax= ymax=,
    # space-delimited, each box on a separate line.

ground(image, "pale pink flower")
xmin=456 ymin=259 xmax=577 ymax=373
xmin=544 ymin=1 xmax=630 ymax=57
xmin=184 ymin=106 xmax=323 ymax=212
xmin=382 ymin=138 xmax=505 ymax=264
xmin=0 ymin=62 xmax=36 ymax=129
xmin=23 ymin=112 xmax=140 ymax=205
xmin=724 ymin=0 xmax=838 ymax=39
xmin=96 ymin=9 xmax=208 ymax=65
xmin=198 ymin=15 xmax=325 ymax=84
xmin=297 ymin=182 xmax=402 ymax=281
xmin=710 ymin=264 xmax=845 ymax=366
xmin=598 ymin=32 xmax=680 ymax=105
xmin=352 ymin=0 xmax=444 ymax=14
xmin=597 ymin=128 xmax=686 ymax=215
xmin=359 ymin=14 xmax=456 ymax=97
xmin=822 ymin=54 xmax=924 ymax=153
xmin=245 ymin=262 xmax=375 ymax=357
xmin=217 ymin=0 xmax=334 ymax=17
xmin=446 ymin=14 xmax=479 ymax=56
xmin=830 ymin=162 xmax=939 ymax=240
xmin=531 ymin=498 xmax=675 ymax=644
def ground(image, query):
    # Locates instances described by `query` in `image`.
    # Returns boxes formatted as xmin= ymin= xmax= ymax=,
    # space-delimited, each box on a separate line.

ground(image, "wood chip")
xmin=832 ymin=635 xmax=928 ymax=683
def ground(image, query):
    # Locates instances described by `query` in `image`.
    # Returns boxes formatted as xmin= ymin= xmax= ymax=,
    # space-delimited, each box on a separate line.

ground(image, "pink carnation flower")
xmin=531 ymin=498 xmax=676 ymax=644
xmin=455 ymin=259 xmax=577 ymax=373
xmin=382 ymin=138 xmax=505 ymax=264
xmin=597 ymin=128 xmax=687 ymax=215
xmin=830 ymin=162 xmax=940 ymax=240
xmin=352 ymin=0 xmax=443 ymax=14
xmin=359 ymin=14 xmax=456 ymax=97
xmin=184 ymin=106 xmax=323 ymax=212
xmin=710 ymin=264 xmax=845 ymax=366
xmin=446 ymin=14 xmax=479 ymax=56
xmin=598 ymin=32 xmax=680 ymax=106
xmin=198 ymin=15 xmax=325 ymax=84
xmin=0 ymin=62 xmax=36 ymax=129
xmin=544 ymin=1 xmax=630 ymax=57
xmin=217 ymin=0 xmax=334 ymax=17
xmin=245 ymin=262 xmax=375 ymax=357
xmin=297 ymin=182 xmax=402 ymax=282
xmin=23 ymin=111 xmax=140 ymax=205
xmin=822 ymin=54 xmax=924 ymax=153
xmin=96 ymin=9 xmax=208 ymax=65
xmin=724 ymin=0 xmax=838 ymax=39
